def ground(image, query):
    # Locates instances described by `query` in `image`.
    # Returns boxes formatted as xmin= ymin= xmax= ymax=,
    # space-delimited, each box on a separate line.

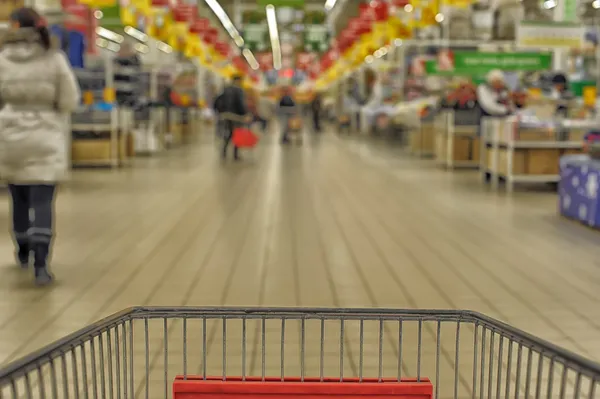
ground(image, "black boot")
xmin=15 ymin=240 xmax=29 ymax=268
xmin=33 ymin=242 xmax=53 ymax=286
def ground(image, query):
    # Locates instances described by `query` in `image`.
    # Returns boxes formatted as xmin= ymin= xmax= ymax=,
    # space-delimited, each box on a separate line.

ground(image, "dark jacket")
xmin=221 ymin=85 xmax=247 ymax=116
xmin=280 ymin=95 xmax=295 ymax=107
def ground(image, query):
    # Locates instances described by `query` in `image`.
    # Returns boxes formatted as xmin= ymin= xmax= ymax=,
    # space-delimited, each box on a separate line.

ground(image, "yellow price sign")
xmin=583 ymin=86 xmax=597 ymax=107
xmin=103 ymin=88 xmax=115 ymax=103
xmin=83 ymin=91 xmax=94 ymax=105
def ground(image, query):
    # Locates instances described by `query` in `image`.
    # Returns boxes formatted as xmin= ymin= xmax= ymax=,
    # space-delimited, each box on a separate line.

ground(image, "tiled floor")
xmin=1 ymin=130 xmax=600 ymax=398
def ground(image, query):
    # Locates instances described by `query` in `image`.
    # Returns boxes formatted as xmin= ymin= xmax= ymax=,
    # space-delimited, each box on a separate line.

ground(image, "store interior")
xmin=2 ymin=0 xmax=600 ymax=228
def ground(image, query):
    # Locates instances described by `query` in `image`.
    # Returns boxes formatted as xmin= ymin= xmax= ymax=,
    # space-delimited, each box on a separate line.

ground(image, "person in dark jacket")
xmin=551 ymin=73 xmax=573 ymax=118
xmin=220 ymin=75 xmax=248 ymax=160
xmin=311 ymin=93 xmax=322 ymax=133
xmin=279 ymin=87 xmax=296 ymax=143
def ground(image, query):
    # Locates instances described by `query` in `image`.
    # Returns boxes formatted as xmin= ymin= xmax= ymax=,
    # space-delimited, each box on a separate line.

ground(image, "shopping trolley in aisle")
xmin=280 ymin=106 xmax=303 ymax=145
xmin=1 ymin=308 xmax=600 ymax=399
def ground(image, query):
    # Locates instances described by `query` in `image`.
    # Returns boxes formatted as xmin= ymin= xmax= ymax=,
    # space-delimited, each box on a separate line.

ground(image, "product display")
xmin=559 ymin=155 xmax=600 ymax=228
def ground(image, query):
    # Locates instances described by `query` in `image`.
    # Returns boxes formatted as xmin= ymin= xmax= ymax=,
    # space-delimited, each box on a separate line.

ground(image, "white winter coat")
xmin=0 ymin=28 xmax=81 ymax=183
xmin=477 ymin=84 xmax=509 ymax=116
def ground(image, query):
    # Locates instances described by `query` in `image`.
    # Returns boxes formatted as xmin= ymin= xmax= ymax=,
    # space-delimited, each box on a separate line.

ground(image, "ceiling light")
xmin=96 ymin=27 xmax=124 ymax=43
xmin=242 ymin=48 xmax=260 ymax=70
xmin=435 ymin=13 xmax=444 ymax=22
xmin=266 ymin=4 xmax=282 ymax=70
xmin=134 ymin=43 xmax=149 ymax=53
xmin=106 ymin=41 xmax=121 ymax=52
xmin=93 ymin=10 xmax=103 ymax=19
xmin=593 ymin=0 xmax=600 ymax=8
xmin=204 ymin=0 xmax=245 ymax=46
xmin=124 ymin=26 xmax=148 ymax=42
xmin=365 ymin=55 xmax=374 ymax=63
xmin=157 ymin=42 xmax=172 ymax=53
xmin=324 ymin=0 xmax=337 ymax=11
xmin=542 ymin=0 xmax=556 ymax=9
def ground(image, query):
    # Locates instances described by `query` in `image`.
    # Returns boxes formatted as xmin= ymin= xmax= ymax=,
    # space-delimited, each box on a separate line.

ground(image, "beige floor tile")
xmin=1 ymin=133 xmax=600 ymax=399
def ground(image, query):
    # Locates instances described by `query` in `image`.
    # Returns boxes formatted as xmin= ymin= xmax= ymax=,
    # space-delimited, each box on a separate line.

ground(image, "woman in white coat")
xmin=0 ymin=8 xmax=81 ymax=285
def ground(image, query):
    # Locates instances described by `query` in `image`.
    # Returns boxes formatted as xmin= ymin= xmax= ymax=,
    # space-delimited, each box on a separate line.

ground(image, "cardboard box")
xmin=471 ymin=137 xmax=480 ymax=163
xmin=527 ymin=149 xmax=560 ymax=175
xmin=568 ymin=129 xmax=587 ymax=142
xmin=421 ymin=123 xmax=435 ymax=153
xmin=498 ymin=148 xmax=526 ymax=176
xmin=72 ymin=140 xmax=112 ymax=162
xmin=453 ymin=137 xmax=471 ymax=161
xmin=517 ymin=128 xmax=554 ymax=141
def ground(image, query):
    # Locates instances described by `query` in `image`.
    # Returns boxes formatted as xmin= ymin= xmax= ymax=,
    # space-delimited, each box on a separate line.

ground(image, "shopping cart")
xmin=1 ymin=307 xmax=600 ymax=399
xmin=280 ymin=106 xmax=303 ymax=145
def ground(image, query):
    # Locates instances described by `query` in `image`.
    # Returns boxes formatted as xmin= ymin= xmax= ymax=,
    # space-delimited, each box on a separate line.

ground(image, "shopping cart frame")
xmin=2 ymin=307 xmax=600 ymax=399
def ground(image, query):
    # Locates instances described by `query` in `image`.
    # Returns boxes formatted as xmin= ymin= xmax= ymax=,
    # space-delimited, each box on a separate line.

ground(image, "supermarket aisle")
xmin=1 ymin=131 xmax=600 ymax=397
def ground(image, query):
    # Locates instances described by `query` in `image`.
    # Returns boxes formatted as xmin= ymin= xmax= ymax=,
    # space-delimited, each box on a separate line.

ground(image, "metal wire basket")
xmin=1 ymin=307 xmax=599 ymax=399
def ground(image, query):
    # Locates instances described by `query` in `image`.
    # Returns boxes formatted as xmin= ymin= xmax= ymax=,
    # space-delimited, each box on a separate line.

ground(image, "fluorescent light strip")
xmin=242 ymin=48 xmax=260 ymax=70
xmin=96 ymin=27 xmax=124 ymax=43
xmin=266 ymin=5 xmax=281 ymax=70
xmin=124 ymin=26 xmax=148 ymax=42
xmin=324 ymin=0 xmax=337 ymax=10
xmin=204 ymin=0 xmax=244 ymax=46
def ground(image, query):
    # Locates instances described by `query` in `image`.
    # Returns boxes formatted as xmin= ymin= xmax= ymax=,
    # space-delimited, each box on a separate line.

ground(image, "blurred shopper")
xmin=477 ymin=70 xmax=511 ymax=117
xmin=220 ymin=75 xmax=248 ymax=160
xmin=311 ymin=93 xmax=322 ymax=133
xmin=0 ymin=7 xmax=81 ymax=285
xmin=279 ymin=87 xmax=296 ymax=144
xmin=551 ymin=73 xmax=573 ymax=118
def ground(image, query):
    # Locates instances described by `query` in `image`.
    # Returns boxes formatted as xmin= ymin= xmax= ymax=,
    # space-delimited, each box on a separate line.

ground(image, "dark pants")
xmin=223 ymin=121 xmax=240 ymax=160
xmin=313 ymin=112 xmax=321 ymax=132
xmin=9 ymin=184 xmax=56 ymax=268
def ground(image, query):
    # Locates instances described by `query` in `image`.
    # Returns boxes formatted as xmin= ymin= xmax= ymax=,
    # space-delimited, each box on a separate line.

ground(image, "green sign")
xmin=243 ymin=25 xmax=268 ymax=52
xmin=425 ymin=52 xmax=552 ymax=75
xmin=257 ymin=0 xmax=305 ymax=7
xmin=304 ymin=24 xmax=329 ymax=53
xmin=242 ymin=11 xmax=268 ymax=53
xmin=99 ymin=4 xmax=123 ymax=30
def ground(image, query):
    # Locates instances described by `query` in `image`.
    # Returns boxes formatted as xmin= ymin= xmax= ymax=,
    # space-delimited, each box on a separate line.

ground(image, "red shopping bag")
xmin=232 ymin=127 xmax=259 ymax=148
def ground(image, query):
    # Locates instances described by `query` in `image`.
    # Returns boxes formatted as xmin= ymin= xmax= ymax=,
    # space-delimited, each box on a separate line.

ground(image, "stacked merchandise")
xmin=71 ymin=67 xmax=121 ymax=167
xmin=132 ymin=70 xmax=163 ymax=154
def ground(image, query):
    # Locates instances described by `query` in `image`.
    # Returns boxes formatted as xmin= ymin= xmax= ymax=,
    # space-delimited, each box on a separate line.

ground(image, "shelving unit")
xmin=435 ymin=109 xmax=480 ymax=169
xmin=481 ymin=116 xmax=587 ymax=192
xmin=71 ymin=108 xmax=123 ymax=168
xmin=410 ymin=113 xmax=435 ymax=157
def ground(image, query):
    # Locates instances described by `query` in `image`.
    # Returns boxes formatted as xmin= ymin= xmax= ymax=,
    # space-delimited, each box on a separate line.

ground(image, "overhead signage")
xmin=304 ymin=24 xmax=329 ymax=53
xmin=425 ymin=51 xmax=552 ymax=75
xmin=517 ymin=21 xmax=584 ymax=48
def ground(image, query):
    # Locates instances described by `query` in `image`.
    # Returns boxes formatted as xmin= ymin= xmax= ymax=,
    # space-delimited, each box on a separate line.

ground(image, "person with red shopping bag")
xmin=218 ymin=75 xmax=251 ymax=161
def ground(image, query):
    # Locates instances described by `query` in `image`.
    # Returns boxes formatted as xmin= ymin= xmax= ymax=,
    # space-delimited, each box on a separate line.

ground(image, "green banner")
xmin=257 ymin=0 xmax=305 ymax=7
xmin=426 ymin=52 xmax=552 ymax=75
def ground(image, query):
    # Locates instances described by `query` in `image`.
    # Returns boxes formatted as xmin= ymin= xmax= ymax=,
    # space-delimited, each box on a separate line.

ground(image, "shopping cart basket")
xmin=1 ymin=307 xmax=600 ymax=399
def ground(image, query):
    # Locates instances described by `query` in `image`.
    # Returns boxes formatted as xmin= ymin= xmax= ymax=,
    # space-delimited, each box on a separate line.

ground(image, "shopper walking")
xmin=0 ymin=7 xmax=81 ymax=285
xmin=220 ymin=75 xmax=248 ymax=161
xmin=311 ymin=93 xmax=322 ymax=133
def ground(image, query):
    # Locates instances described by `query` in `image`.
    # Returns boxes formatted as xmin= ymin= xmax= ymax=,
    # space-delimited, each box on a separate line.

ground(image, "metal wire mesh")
xmin=1 ymin=308 xmax=599 ymax=399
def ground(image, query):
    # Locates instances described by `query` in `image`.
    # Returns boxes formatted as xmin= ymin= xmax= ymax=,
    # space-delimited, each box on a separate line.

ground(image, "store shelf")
xmin=481 ymin=116 xmax=586 ymax=192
